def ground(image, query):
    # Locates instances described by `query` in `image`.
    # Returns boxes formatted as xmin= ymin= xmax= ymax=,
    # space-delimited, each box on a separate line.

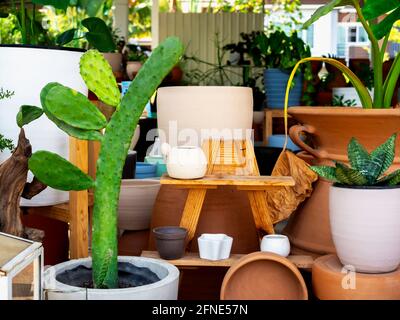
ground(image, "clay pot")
xmin=156 ymin=86 xmax=253 ymax=147
xmin=312 ymin=255 xmax=400 ymax=300
xmin=330 ymin=185 xmax=400 ymax=273
xmin=153 ymin=226 xmax=187 ymax=260
xmin=284 ymin=107 xmax=400 ymax=255
xmin=118 ymin=179 xmax=161 ymax=231
xmin=220 ymin=252 xmax=308 ymax=300
xmin=102 ymin=52 xmax=122 ymax=73
xmin=126 ymin=61 xmax=142 ymax=80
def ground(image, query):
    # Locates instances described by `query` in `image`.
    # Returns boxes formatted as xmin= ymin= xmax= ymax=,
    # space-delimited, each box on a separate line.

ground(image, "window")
xmin=348 ymin=26 xmax=357 ymax=42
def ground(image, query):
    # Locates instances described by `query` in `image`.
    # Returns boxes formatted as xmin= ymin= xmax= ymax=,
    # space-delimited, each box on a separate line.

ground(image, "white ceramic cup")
xmin=260 ymin=235 xmax=290 ymax=257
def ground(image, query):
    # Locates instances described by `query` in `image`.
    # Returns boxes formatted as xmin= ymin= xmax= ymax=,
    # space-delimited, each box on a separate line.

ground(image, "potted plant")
xmin=0 ymin=88 xmax=14 ymax=154
xmin=282 ymin=0 xmax=400 ymax=255
xmin=0 ymin=0 xmax=114 ymax=206
xmin=17 ymin=37 xmax=183 ymax=299
xmin=311 ymin=134 xmax=400 ymax=273
xmin=126 ymin=44 xmax=149 ymax=80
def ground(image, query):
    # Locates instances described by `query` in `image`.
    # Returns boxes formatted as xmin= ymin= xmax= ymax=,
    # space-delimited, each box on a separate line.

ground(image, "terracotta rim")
xmin=288 ymin=106 xmax=400 ymax=116
xmin=220 ymin=251 xmax=308 ymax=300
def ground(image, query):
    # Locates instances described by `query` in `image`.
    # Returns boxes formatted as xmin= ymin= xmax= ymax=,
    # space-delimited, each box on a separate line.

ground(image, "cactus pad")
xmin=17 ymin=105 xmax=43 ymax=128
xmin=80 ymin=50 xmax=120 ymax=107
xmin=29 ymin=151 xmax=95 ymax=191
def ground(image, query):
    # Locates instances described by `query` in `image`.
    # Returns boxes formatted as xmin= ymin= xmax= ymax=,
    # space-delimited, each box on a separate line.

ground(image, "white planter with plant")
xmin=312 ymin=135 xmax=400 ymax=273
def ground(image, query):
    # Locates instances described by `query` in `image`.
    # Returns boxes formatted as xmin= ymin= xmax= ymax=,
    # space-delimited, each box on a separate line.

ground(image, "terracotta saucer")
xmin=312 ymin=255 xmax=400 ymax=300
xmin=220 ymin=252 xmax=308 ymax=300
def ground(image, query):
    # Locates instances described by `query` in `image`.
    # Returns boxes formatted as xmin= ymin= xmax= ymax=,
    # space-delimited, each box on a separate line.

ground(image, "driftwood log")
xmin=0 ymin=129 xmax=47 ymax=241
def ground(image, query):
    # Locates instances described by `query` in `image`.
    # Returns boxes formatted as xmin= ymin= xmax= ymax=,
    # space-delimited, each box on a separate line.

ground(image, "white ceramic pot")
xmin=44 ymin=256 xmax=179 ymax=300
xmin=161 ymin=143 xmax=207 ymax=179
xmin=118 ymin=179 xmax=161 ymax=231
xmin=0 ymin=46 xmax=87 ymax=206
xmin=102 ymin=52 xmax=122 ymax=73
xmin=198 ymin=233 xmax=233 ymax=261
xmin=330 ymin=185 xmax=400 ymax=273
xmin=260 ymin=235 xmax=290 ymax=257
xmin=126 ymin=61 xmax=142 ymax=80
xmin=156 ymin=86 xmax=253 ymax=147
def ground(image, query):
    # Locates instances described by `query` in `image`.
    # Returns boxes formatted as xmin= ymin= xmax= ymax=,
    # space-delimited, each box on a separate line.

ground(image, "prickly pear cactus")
xmin=28 ymin=37 xmax=184 ymax=289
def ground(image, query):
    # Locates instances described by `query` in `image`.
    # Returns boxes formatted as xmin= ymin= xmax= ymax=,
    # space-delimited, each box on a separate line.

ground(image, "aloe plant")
xmin=285 ymin=0 xmax=400 ymax=109
xmin=21 ymin=37 xmax=184 ymax=288
xmin=311 ymin=134 xmax=400 ymax=186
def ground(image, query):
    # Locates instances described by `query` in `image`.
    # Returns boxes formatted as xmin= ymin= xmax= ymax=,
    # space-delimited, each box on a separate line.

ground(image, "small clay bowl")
xmin=153 ymin=226 xmax=187 ymax=260
xmin=220 ymin=251 xmax=308 ymax=300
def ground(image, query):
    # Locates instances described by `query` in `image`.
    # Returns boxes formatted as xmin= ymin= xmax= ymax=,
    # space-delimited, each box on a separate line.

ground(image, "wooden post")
xmin=69 ymin=137 xmax=89 ymax=259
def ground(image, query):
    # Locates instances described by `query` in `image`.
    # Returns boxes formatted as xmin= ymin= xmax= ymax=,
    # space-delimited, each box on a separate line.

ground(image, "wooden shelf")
xmin=141 ymin=251 xmax=314 ymax=269
xmin=263 ymin=108 xmax=292 ymax=146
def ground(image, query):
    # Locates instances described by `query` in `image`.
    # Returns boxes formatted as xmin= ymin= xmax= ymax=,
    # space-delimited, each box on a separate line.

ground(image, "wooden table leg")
xmin=247 ymin=190 xmax=275 ymax=236
xmin=179 ymin=188 xmax=207 ymax=247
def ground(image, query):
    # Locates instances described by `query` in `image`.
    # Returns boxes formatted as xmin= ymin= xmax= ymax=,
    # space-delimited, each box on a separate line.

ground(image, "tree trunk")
xmin=0 ymin=129 xmax=46 ymax=241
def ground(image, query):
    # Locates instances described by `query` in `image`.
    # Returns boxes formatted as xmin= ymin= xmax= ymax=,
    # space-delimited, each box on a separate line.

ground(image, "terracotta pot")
xmin=118 ymin=179 xmax=161 ymax=231
xmin=126 ymin=61 xmax=142 ymax=80
xmin=284 ymin=107 xmax=400 ymax=255
xmin=156 ymin=86 xmax=253 ymax=147
xmin=220 ymin=252 xmax=308 ymax=300
xmin=330 ymin=185 xmax=400 ymax=273
xmin=102 ymin=52 xmax=122 ymax=73
xmin=312 ymin=254 xmax=400 ymax=300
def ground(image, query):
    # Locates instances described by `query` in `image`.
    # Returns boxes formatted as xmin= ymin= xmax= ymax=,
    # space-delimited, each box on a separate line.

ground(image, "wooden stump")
xmin=0 ymin=129 xmax=46 ymax=241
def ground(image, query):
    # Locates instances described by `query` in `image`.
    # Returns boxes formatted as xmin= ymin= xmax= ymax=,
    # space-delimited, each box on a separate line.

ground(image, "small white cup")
xmin=260 ymin=234 xmax=290 ymax=257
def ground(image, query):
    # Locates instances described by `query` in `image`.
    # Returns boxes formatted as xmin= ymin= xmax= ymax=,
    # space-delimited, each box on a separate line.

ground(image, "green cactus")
xmin=28 ymin=37 xmax=184 ymax=288
xmin=311 ymin=134 xmax=400 ymax=186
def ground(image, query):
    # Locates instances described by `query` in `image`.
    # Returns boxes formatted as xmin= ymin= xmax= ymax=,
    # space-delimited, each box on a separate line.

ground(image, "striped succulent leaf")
xmin=347 ymin=137 xmax=370 ymax=174
xmin=335 ymin=162 xmax=368 ymax=186
xmin=377 ymin=169 xmax=400 ymax=186
xmin=368 ymin=134 xmax=396 ymax=179
xmin=310 ymin=166 xmax=337 ymax=182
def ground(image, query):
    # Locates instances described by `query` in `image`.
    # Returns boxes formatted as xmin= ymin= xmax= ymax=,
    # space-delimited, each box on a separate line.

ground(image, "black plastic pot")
xmin=153 ymin=226 xmax=188 ymax=260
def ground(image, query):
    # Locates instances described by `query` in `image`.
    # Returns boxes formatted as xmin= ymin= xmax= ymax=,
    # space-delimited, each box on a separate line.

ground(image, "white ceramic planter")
xmin=44 ymin=256 xmax=179 ymax=300
xmin=161 ymin=144 xmax=207 ymax=179
xmin=260 ymin=234 xmax=290 ymax=257
xmin=118 ymin=179 xmax=161 ymax=231
xmin=157 ymin=86 xmax=253 ymax=147
xmin=330 ymin=185 xmax=400 ymax=273
xmin=198 ymin=234 xmax=233 ymax=261
xmin=0 ymin=46 xmax=87 ymax=206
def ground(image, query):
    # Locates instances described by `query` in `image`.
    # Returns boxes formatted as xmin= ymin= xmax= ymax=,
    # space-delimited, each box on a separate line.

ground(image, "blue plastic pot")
xmin=267 ymin=134 xmax=302 ymax=152
xmin=264 ymin=68 xmax=303 ymax=109
xmin=135 ymin=162 xmax=157 ymax=179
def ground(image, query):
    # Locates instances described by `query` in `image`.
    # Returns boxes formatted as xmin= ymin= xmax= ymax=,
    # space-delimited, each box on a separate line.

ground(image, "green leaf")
xmin=310 ymin=166 xmax=338 ymax=182
xmin=29 ymin=151 xmax=95 ymax=191
xmin=42 ymin=83 xmax=107 ymax=130
xmin=303 ymin=0 xmax=353 ymax=29
xmin=377 ymin=169 xmax=400 ymax=185
xmin=56 ymin=28 xmax=77 ymax=46
xmin=31 ymin=0 xmax=70 ymax=10
xmin=347 ymin=137 xmax=370 ymax=173
xmin=335 ymin=162 xmax=368 ymax=186
xmin=16 ymin=105 xmax=43 ymax=128
xmin=78 ymin=0 xmax=105 ymax=17
xmin=362 ymin=0 xmax=400 ymax=20
xmin=371 ymin=7 xmax=400 ymax=40
xmin=82 ymin=17 xmax=116 ymax=52
xmin=369 ymin=134 xmax=397 ymax=178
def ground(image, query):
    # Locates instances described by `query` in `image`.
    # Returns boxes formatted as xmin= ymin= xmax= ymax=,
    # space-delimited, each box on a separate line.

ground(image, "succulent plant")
xmin=24 ymin=37 xmax=184 ymax=288
xmin=311 ymin=134 xmax=400 ymax=186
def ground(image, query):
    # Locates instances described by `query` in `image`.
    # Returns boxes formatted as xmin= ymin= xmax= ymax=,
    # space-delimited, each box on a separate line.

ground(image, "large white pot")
xmin=156 ymin=86 xmax=253 ymax=146
xmin=0 ymin=46 xmax=87 ymax=206
xmin=330 ymin=185 xmax=400 ymax=273
xmin=44 ymin=256 xmax=179 ymax=300
xmin=118 ymin=179 xmax=160 ymax=231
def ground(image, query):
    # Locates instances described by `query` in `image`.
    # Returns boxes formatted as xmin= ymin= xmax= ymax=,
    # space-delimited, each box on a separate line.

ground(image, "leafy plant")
xmin=21 ymin=37 xmax=183 ymax=289
xmin=332 ymin=94 xmax=357 ymax=107
xmin=127 ymin=43 xmax=149 ymax=63
xmin=0 ymin=87 xmax=14 ymax=152
xmin=0 ymin=87 xmax=14 ymax=100
xmin=311 ymin=134 xmax=400 ymax=186
xmin=295 ymin=0 xmax=400 ymax=108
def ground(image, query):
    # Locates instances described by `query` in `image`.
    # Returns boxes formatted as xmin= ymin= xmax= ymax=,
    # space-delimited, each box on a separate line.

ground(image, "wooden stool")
xmin=160 ymin=139 xmax=295 ymax=248
xmin=312 ymin=255 xmax=400 ymax=300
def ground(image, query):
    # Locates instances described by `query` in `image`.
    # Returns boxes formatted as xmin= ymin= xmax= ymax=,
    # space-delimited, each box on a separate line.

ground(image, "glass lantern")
xmin=0 ymin=232 xmax=43 ymax=300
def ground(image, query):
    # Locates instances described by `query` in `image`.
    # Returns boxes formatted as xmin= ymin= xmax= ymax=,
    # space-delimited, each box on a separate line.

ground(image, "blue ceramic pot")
xmin=264 ymin=68 xmax=303 ymax=109
xmin=135 ymin=162 xmax=157 ymax=179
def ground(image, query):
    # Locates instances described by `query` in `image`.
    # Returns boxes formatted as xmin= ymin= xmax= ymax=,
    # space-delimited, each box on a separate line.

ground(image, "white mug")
xmin=260 ymin=234 xmax=290 ymax=257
